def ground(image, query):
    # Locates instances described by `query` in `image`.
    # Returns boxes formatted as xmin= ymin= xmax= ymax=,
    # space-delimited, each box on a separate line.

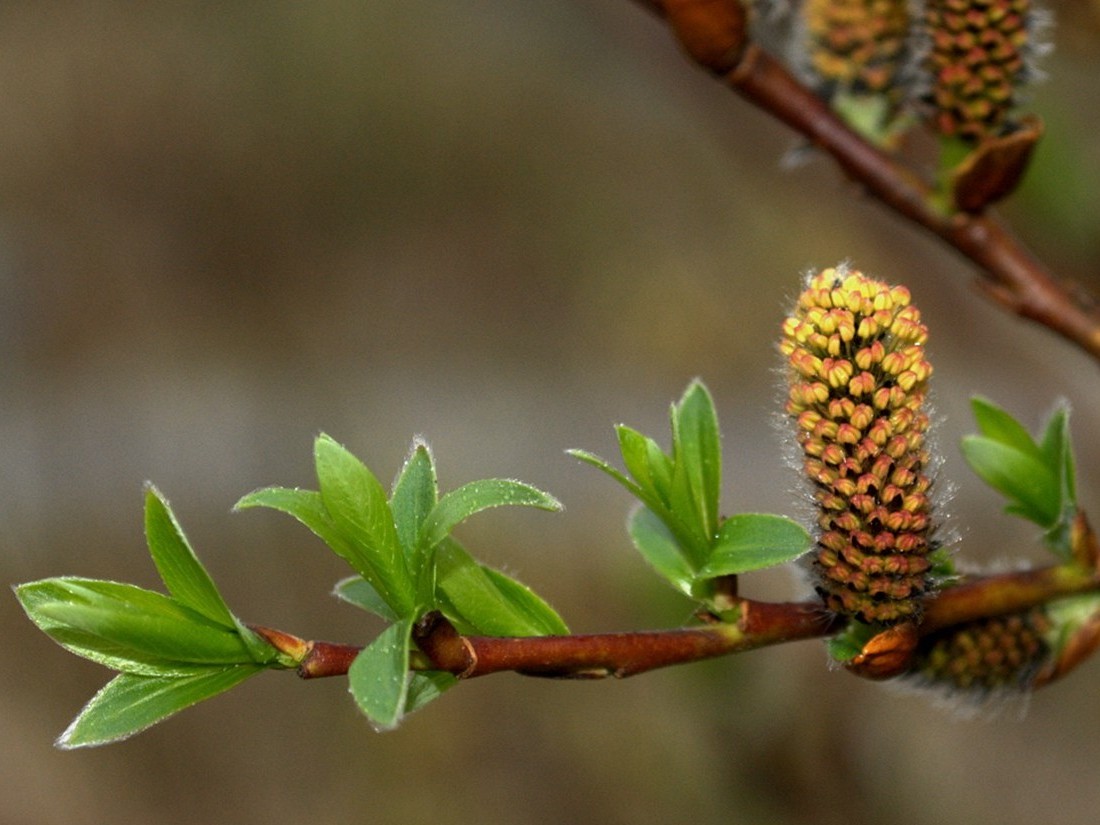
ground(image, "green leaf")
xmin=1039 ymin=405 xmax=1078 ymax=558
xmin=419 ymin=478 xmax=562 ymax=553
xmin=479 ymin=567 xmax=569 ymax=636
xmin=964 ymin=397 xmax=1082 ymax=559
xmin=670 ymin=380 xmax=721 ymax=545
xmin=565 ymin=448 xmax=645 ymax=500
xmin=615 ymin=425 xmax=668 ymax=507
xmin=626 ymin=506 xmax=695 ymax=598
xmin=699 ymin=514 xmax=811 ymax=577
xmin=18 ymin=578 xmax=252 ymax=669
xmin=390 ymin=440 xmax=439 ymax=569
xmin=144 ymin=486 xmax=276 ymax=666
xmin=1044 ymin=592 xmax=1100 ymax=656
xmin=970 ymin=396 xmax=1044 ymax=460
xmin=58 ymin=666 xmax=261 ymax=749
xmin=235 ymin=485 xmax=394 ymax=597
xmin=405 ymin=671 xmax=458 ymax=716
xmin=434 ymin=540 xmax=567 ymax=636
xmin=1039 ymin=403 xmax=1077 ymax=506
xmin=643 ymin=433 xmax=674 ymax=505
xmin=314 ymin=435 xmax=415 ymax=616
xmin=961 ymin=435 xmax=1061 ymax=527
xmin=825 ymin=620 xmax=878 ymax=664
xmin=331 ymin=575 xmax=399 ymax=622
xmin=348 ymin=617 xmax=415 ymax=732
xmin=17 ymin=580 xmax=223 ymax=677
xmin=144 ymin=486 xmax=236 ymax=627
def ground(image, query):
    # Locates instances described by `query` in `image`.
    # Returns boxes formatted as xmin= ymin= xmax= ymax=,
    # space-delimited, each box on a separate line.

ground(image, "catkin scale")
xmin=781 ymin=267 xmax=935 ymax=624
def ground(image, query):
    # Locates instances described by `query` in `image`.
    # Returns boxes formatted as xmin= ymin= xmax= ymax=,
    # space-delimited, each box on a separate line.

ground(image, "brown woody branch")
xmin=249 ymin=559 xmax=1100 ymax=684
xmin=630 ymin=0 xmax=1100 ymax=361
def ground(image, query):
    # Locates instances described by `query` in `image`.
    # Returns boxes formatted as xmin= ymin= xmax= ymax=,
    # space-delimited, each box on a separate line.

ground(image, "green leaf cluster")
xmin=15 ymin=486 xmax=282 ymax=748
xmin=570 ymin=380 xmax=811 ymax=608
xmin=236 ymin=435 xmax=566 ymax=731
xmin=961 ymin=397 xmax=1078 ymax=558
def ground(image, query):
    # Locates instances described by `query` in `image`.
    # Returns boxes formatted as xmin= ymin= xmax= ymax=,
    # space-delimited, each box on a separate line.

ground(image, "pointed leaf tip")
xmin=57 ymin=666 xmax=261 ymax=749
xmin=143 ymin=485 xmax=235 ymax=627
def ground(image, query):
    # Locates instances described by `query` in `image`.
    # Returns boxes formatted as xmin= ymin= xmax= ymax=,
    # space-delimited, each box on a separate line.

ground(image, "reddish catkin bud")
xmin=919 ymin=0 xmax=1040 ymax=141
xmin=800 ymin=0 xmax=911 ymax=98
xmin=781 ymin=267 xmax=935 ymax=624
xmin=913 ymin=608 xmax=1052 ymax=691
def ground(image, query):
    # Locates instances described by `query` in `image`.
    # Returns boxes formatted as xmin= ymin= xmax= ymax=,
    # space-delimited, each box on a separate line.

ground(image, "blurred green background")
xmin=3 ymin=2 xmax=1100 ymax=823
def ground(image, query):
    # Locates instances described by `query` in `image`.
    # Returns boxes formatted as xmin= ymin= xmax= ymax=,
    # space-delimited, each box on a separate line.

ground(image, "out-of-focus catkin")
xmin=919 ymin=0 xmax=1038 ymax=141
xmin=780 ymin=267 xmax=935 ymax=624
xmin=800 ymin=0 xmax=911 ymax=98
xmin=913 ymin=607 xmax=1051 ymax=691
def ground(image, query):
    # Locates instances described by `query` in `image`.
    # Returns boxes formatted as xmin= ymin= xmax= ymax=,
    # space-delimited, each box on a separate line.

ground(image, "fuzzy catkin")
xmin=914 ymin=607 xmax=1051 ymax=691
xmin=920 ymin=0 xmax=1035 ymax=140
xmin=780 ymin=267 xmax=935 ymax=624
xmin=801 ymin=0 xmax=911 ymax=97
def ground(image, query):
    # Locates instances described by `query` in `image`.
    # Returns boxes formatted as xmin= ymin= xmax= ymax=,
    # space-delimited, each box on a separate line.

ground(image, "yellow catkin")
xmin=781 ymin=267 xmax=934 ymax=624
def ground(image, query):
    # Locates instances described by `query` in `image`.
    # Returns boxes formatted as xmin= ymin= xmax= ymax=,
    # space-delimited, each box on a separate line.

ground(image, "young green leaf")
xmin=235 ymin=486 xmax=394 ymax=597
xmin=314 ymin=435 xmax=415 ymax=616
xmin=825 ymin=620 xmax=879 ymax=664
xmin=17 ymin=580 xmax=224 ymax=677
xmin=418 ymin=478 xmax=562 ymax=554
xmin=144 ymin=485 xmax=236 ymax=627
xmin=58 ymin=666 xmax=262 ymax=749
xmin=961 ymin=435 xmax=1061 ymax=527
xmin=332 ymin=575 xmax=400 ymax=622
xmin=615 ymin=425 xmax=668 ymax=507
xmin=479 ymin=566 xmax=569 ymax=636
xmin=970 ymin=396 xmax=1045 ymax=459
xmin=669 ymin=380 xmax=721 ymax=546
xmin=404 ymin=671 xmax=458 ymax=715
xmin=626 ymin=506 xmax=696 ymax=598
xmin=348 ymin=617 xmax=415 ymax=732
xmin=565 ymin=448 xmax=645 ymax=500
xmin=390 ymin=440 xmax=439 ymax=567
xmin=434 ymin=540 xmax=568 ymax=636
xmin=963 ymin=397 xmax=1082 ymax=559
xmin=18 ymin=578 xmax=253 ymax=668
xmin=1039 ymin=404 xmax=1077 ymax=506
xmin=698 ymin=514 xmax=811 ymax=578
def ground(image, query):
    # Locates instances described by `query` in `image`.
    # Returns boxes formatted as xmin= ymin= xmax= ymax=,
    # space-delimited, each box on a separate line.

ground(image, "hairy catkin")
xmin=919 ymin=0 xmax=1037 ymax=140
xmin=780 ymin=267 xmax=935 ymax=624
xmin=914 ymin=607 xmax=1051 ymax=691
xmin=800 ymin=0 xmax=911 ymax=98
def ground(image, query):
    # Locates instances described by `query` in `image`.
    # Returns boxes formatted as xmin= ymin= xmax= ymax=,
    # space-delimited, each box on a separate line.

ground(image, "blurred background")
xmin=3 ymin=1 xmax=1100 ymax=823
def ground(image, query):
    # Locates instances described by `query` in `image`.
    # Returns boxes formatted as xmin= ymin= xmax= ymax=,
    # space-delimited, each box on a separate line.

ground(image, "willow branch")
xmin=248 ymin=560 xmax=1100 ymax=683
xmin=628 ymin=0 xmax=1100 ymax=361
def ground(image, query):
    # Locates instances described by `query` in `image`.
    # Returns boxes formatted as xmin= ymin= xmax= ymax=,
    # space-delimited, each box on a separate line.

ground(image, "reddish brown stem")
xmin=919 ymin=564 xmax=1100 ymax=634
xmin=414 ymin=600 xmax=837 ymax=679
xmin=633 ymin=0 xmax=1100 ymax=360
xmin=254 ymin=562 xmax=1099 ymax=682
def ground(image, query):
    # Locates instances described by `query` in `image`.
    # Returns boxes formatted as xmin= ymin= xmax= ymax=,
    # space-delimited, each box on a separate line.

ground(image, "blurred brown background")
xmin=3 ymin=2 xmax=1100 ymax=823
